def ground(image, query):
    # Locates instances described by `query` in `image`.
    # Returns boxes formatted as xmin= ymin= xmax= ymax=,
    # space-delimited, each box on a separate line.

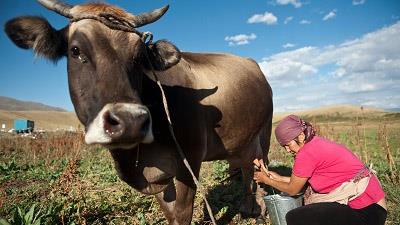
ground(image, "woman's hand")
xmin=253 ymin=159 xmax=268 ymax=173
xmin=254 ymin=170 xmax=284 ymax=184
xmin=266 ymin=171 xmax=283 ymax=182
xmin=254 ymin=170 xmax=272 ymax=185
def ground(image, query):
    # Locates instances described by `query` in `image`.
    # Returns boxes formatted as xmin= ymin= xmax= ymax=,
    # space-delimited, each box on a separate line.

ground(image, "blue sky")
xmin=0 ymin=0 xmax=399 ymax=112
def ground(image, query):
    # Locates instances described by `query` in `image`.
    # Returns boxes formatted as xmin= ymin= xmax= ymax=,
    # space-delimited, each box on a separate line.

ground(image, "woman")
xmin=254 ymin=115 xmax=387 ymax=225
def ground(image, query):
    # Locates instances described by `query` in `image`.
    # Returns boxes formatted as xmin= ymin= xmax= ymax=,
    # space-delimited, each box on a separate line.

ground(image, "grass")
xmin=0 ymin=116 xmax=399 ymax=225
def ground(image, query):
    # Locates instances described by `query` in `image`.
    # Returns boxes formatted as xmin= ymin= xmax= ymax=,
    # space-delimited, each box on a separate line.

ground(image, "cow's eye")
xmin=70 ymin=47 xmax=80 ymax=57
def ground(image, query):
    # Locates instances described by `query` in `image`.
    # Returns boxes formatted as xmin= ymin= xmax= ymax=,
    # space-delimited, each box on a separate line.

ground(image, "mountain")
xmin=0 ymin=110 xmax=81 ymax=131
xmin=0 ymin=96 xmax=80 ymax=131
xmin=0 ymin=102 xmax=398 ymax=131
xmin=384 ymin=108 xmax=400 ymax=112
xmin=0 ymin=96 xmax=67 ymax=112
xmin=273 ymin=105 xmax=400 ymax=123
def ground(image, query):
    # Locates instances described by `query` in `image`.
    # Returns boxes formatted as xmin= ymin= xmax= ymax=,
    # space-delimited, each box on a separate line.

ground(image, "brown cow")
xmin=5 ymin=1 xmax=273 ymax=224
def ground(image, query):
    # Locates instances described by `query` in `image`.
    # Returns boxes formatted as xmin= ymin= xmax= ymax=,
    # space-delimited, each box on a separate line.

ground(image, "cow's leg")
xmin=238 ymin=134 xmax=268 ymax=220
xmin=240 ymin=166 xmax=267 ymax=218
xmin=155 ymin=161 xmax=200 ymax=225
xmin=155 ymin=180 xmax=177 ymax=224
xmin=174 ymin=179 xmax=197 ymax=224
xmin=173 ymin=147 xmax=203 ymax=225
xmin=155 ymin=179 xmax=197 ymax=225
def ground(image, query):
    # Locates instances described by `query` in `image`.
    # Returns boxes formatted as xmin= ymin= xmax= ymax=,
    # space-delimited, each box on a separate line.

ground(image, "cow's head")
xmin=5 ymin=0 xmax=181 ymax=194
xmin=5 ymin=0 xmax=180 ymax=194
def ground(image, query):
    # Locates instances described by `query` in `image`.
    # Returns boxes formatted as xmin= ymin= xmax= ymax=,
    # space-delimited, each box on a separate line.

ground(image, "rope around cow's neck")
xmin=141 ymin=32 xmax=217 ymax=225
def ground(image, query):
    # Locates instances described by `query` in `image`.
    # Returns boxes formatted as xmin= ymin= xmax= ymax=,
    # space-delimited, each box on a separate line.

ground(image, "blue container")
xmin=14 ymin=119 xmax=34 ymax=133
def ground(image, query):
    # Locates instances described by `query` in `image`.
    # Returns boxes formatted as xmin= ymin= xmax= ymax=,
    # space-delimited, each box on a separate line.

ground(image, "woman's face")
xmin=283 ymin=132 xmax=305 ymax=155
xmin=284 ymin=140 xmax=302 ymax=155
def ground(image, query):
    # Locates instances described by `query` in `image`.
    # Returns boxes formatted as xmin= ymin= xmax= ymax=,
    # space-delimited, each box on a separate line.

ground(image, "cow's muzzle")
xmin=85 ymin=103 xmax=153 ymax=148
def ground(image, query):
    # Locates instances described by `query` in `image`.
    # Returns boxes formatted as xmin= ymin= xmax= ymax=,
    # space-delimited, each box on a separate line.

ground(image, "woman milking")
xmin=253 ymin=115 xmax=387 ymax=225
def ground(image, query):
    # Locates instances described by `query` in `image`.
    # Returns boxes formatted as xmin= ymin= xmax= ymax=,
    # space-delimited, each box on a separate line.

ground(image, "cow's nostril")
xmin=103 ymin=111 xmax=124 ymax=137
xmin=106 ymin=112 xmax=120 ymax=126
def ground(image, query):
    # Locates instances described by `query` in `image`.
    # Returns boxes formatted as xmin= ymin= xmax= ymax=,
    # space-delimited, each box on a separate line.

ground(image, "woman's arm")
xmin=254 ymin=171 xmax=308 ymax=196
xmin=267 ymin=171 xmax=291 ymax=183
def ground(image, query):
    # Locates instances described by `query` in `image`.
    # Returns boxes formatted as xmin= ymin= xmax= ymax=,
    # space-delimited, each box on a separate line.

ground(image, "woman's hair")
xmin=300 ymin=119 xmax=315 ymax=144
xmin=275 ymin=115 xmax=315 ymax=146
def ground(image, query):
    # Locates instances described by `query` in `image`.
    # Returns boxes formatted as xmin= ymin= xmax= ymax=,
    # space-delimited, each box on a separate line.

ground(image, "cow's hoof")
xmin=239 ymin=194 xmax=260 ymax=217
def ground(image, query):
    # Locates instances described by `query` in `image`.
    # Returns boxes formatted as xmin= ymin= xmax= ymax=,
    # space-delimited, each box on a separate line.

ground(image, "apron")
xmin=304 ymin=166 xmax=372 ymax=205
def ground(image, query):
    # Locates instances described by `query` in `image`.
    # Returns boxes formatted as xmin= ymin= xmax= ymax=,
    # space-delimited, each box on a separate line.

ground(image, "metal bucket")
xmin=264 ymin=193 xmax=303 ymax=225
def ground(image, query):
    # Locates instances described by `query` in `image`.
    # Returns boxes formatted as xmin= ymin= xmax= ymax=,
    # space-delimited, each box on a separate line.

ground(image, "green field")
xmin=0 ymin=116 xmax=399 ymax=225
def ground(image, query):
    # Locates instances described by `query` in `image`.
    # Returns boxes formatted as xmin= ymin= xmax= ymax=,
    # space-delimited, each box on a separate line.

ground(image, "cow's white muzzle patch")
xmin=84 ymin=103 xmax=153 ymax=149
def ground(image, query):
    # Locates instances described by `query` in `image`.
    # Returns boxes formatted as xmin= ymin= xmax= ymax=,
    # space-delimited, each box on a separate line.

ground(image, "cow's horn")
xmin=37 ymin=0 xmax=72 ymax=18
xmin=132 ymin=5 xmax=169 ymax=28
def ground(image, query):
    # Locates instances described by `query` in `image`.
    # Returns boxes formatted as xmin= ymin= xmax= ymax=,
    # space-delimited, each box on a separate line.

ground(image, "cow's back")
xmin=152 ymin=52 xmax=272 ymax=156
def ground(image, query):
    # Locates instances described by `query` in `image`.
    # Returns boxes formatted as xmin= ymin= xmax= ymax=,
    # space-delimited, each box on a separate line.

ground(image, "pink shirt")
xmin=293 ymin=136 xmax=385 ymax=209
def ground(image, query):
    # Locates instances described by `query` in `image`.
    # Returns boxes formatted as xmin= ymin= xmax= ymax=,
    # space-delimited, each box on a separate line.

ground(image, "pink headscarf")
xmin=275 ymin=115 xmax=315 ymax=146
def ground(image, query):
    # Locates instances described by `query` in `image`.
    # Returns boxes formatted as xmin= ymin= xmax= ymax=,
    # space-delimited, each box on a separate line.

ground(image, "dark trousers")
xmin=286 ymin=202 xmax=387 ymax=225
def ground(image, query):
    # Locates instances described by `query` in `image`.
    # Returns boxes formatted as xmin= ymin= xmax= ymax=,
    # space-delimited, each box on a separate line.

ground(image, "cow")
xmin=5 ymin=0 xmax=273 ymax=224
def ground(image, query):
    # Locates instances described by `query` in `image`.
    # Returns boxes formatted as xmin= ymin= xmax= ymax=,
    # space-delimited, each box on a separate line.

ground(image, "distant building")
xmin=13 ymin=119 xmax=34 ymax=133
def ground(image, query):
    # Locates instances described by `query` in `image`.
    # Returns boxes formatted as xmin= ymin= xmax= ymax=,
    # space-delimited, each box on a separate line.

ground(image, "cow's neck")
xmin=140 ymin=71 xmax=174 ymax=145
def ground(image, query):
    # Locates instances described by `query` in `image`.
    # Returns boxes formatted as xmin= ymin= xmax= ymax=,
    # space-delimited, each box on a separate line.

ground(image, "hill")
xmin=1 ymin=104 xmax=398 ymax=131
xmin=272 ymin=105 xmax=400 ymax=123
xmin=0 ymin=110 xmax=81 ymax=131
xmin=0 ymin=96 xmax=66 ymax=112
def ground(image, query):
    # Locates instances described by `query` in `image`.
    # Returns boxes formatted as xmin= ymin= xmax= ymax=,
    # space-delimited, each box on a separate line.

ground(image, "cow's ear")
xmin=147 ymin=40 xmax=181 ymax=71
xmin=5 ymin=16 xmax=68 ymax=62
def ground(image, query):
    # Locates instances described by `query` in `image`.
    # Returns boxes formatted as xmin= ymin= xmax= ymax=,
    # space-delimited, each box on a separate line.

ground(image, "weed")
xmin=0 ymin=204 xmax=46 ymax=225
xmin=0 ymin=118 xmax=399 ymax=224
xmin=212 ymin=160 xmax=229 ymax=181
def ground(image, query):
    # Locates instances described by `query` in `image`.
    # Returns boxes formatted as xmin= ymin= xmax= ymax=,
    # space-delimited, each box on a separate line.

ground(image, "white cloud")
xmin=276 ymin=0 xmax=302 ymax=8
xmin=330 ymin=67 xmax=346 ymax=78
xmin=247 ymin=12 xmax=278 ymax=25
xmin=259 ymin=21 xmax=400 ymax=112
xmin=352 ymin=0 xmax=366 ymax=5
xmin=259 ymin=55 xmax=318 ymax=80
xmin=282 ymin=43 xmax=296 ymax=48
xmin=284 ymin=16 xmax=294 ymax=24
xmin=323 ymin=10 xmax=337 ymax=21
xmin=224 ymin=33 xmax=257 ymax=46
xmin=296 ymin=94 xmax=326 ymax=102
xmin=299 ymin=20 xmax=311 ymax=25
